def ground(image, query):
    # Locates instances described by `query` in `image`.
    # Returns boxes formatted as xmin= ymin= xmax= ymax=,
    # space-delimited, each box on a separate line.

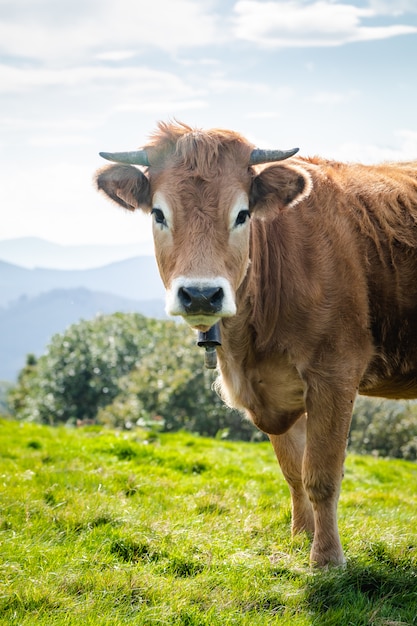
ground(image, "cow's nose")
xmin=178 ymin=285 xmax=224 ymax=314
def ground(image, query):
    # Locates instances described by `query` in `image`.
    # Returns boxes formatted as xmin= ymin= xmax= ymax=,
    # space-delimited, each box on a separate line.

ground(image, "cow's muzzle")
xmin=178 ymin=285 xmax=224 ymax=315
xmin=166 ymin=276 xmax=237 ymax=328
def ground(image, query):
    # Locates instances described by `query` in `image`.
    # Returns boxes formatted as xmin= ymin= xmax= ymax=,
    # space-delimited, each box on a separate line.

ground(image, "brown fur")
xmin=95 ymin=122 xmax=417 ymax=567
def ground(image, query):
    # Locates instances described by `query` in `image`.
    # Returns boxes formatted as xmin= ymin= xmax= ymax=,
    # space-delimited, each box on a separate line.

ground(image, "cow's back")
xmin=329 ymin=160 xmax=417 ymax=396
xmin=248 ymin=158 xmax=417 ymax=399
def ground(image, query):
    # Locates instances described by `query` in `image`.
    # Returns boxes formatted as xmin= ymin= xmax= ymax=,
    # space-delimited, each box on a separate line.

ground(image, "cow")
xmin=95 ymin=121 xmax=417 ymax=567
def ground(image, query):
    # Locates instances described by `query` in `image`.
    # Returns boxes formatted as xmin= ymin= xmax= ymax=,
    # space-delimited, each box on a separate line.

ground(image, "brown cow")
xmin=95 ymin=121 xmax=417 ymax=567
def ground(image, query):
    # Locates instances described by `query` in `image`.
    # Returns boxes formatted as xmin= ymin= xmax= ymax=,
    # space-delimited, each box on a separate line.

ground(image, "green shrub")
xmin=350 ymin=397 xmax=417 ymax=460
xmin=9 ymin=313 xmax=258 ymax=440
xmin=10 ymin=311 xmax=417 ymax=452
xmin=10 ymin=313 xmax=160 ymax=424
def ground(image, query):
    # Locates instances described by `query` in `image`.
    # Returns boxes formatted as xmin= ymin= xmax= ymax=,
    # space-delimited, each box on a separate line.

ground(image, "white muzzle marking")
xmin=166 ymin=276 xmax=236 ymax=326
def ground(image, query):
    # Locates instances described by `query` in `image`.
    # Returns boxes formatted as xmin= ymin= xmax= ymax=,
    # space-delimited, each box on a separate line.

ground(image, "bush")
xmin=0 ymin=380 xmax=13 ymax=415
xmin=9 ymin=313 xmax=259 ymax=440
xmin=96 ymin=339 xmax=258 ymax=440
xmin=350 ymin=397 xmax=417 ymax=460
xmin=12 ymin=311 xmax=417 ymax=452
xmin=10 ymin=314 xmax=172 ymax=424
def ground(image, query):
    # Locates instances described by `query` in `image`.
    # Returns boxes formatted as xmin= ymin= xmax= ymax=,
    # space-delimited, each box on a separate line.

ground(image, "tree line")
xmin=7 ymin=312 xmax=417 ymax=459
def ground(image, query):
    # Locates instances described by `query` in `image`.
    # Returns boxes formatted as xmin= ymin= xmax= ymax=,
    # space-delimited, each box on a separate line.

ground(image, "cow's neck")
xmin=214 ymin=217 xmax=305 ymax=418
xmin=213 ymin=221 xmax=277 ymax=367
xmin=238 ymin=217 xmax=287 ymax=353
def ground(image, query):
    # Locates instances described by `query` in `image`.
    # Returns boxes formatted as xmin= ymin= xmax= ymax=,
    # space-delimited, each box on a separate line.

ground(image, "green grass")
xmin=0 ymin=418 xmax=417 ymax=625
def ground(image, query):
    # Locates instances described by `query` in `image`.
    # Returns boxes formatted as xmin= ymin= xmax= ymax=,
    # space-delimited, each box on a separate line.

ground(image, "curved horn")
xmin=99 ymin=150 xmax=150 ymax=166
xmin=249 ymin=147 xmax=299 ymax=165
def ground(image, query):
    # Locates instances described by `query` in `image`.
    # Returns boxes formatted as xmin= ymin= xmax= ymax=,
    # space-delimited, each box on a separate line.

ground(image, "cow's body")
xmin=96 ymin=122 xmax=417 ymax=566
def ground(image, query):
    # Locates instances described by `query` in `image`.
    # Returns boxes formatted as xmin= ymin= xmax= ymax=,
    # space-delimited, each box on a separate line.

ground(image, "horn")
xmin=249 ymin=148 xmax=299 ymax=165
xmin=99 ymin=147 xmax=298 ymax=167
xmin=99 ymin=150 xmax=150 ymax=166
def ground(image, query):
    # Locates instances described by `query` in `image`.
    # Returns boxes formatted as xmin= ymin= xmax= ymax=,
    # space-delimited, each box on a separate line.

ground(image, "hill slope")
xmin=0 ymin=256 xmax=164 ymax=307
xmin=0 ymin=420 xmax=416 ymax=625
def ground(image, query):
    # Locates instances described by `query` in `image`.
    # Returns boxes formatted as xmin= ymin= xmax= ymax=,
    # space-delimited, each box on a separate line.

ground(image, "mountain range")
xmin=0 ymin=256 xmax=165 ymax=307
xmin=0 ymin=237 xmax=153 ymax=269
xmin=0 ymin=239 xmax=167 ymax=382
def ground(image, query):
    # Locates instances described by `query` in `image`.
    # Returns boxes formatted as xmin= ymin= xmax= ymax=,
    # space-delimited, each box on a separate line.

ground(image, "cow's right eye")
xmin=235 ymin=210 xmax=250 ymax=227
xmin=151 ymin=208 xmax=167 ymax=227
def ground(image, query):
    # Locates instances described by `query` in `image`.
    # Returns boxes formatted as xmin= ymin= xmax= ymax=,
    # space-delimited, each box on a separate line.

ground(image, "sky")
xmin=1 ymin=0 xmax=417 ymax=252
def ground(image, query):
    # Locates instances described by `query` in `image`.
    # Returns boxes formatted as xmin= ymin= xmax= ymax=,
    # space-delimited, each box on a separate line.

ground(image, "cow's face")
xmin=148 ymin=162 xmax=254 ymax=330
xmin=96 ymin=132 xmax=310 ymax=331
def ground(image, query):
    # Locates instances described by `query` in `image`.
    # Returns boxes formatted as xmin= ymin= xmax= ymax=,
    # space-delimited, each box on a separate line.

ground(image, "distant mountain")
xmin=0 ymin=252 xmax=168 ymax=382
xmin=0 ymin=256 xmax=165 ymax=307
xmin=0 ymin=288 xmax=167 ymax=381
xmin=0 ymin=237 xmax=154 ymax=270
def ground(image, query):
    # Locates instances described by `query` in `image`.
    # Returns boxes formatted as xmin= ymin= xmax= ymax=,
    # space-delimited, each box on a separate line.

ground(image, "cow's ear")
xmin=250 ymin=163 xmax=312 ymax=215
xmin=95 ymin=165 xmax=151 ymax=212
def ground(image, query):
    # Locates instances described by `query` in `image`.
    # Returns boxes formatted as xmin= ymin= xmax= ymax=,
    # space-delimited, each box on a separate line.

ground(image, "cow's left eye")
xmin=234 ymin=210 xmax=250 ymax=227
xmin=151 ymin=208 xmax=167 ymax=227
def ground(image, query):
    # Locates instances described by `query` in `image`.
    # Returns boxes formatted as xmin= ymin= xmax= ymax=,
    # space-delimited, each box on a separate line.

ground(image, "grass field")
xmin=0 ymin=418 xmax=416 ymax=625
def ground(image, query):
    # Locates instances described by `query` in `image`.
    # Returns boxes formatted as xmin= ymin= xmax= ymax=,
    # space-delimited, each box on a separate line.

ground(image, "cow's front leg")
xmin=302 ymin=383 xmax=355 ymax=567
xmin=269 ymin=415 xmax=314 ymax=536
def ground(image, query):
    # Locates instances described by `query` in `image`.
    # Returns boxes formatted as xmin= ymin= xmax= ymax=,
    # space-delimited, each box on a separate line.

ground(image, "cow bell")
xmin=197 ymin=323 xmax=221 ymax=369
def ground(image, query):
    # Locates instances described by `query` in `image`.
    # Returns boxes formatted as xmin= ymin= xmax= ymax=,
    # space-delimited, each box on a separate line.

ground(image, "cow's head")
xmin=96 ymin=122 xmax=310 ymax=331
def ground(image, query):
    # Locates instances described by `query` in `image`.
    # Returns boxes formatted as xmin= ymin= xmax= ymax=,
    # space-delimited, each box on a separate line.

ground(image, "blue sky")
xmin=1 ymin=0 xmax=417 ymax=249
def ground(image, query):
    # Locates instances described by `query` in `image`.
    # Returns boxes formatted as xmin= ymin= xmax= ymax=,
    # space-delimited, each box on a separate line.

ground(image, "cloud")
xmin=0 ymin=62 xmax=202 ymax=100
xmin=0 ymin=116 xmax=101 ymax=132
xmin=95 ymin=51 xmax=137 ymax=62
xmin=0 ymin=0 xmax=221 ymax=65
xmin=0 ymin=155 xmax=154 ymax=245
xmin=244 ymin=111 xmax=283 ymax=120
xmin=333 ymin=129 xmax=417 ymax=163
xmin=28 ymin=134 xmax=93 ymax=148
xmin=308 ymin=89 xmax=360 ymax=105
xmin=368 ymin=0 xmax=417 ymax=15
xmin=233 ymin=0 xmax=417 ymax=48
xmin=115 ymin=99 xmax=207 ymax=114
